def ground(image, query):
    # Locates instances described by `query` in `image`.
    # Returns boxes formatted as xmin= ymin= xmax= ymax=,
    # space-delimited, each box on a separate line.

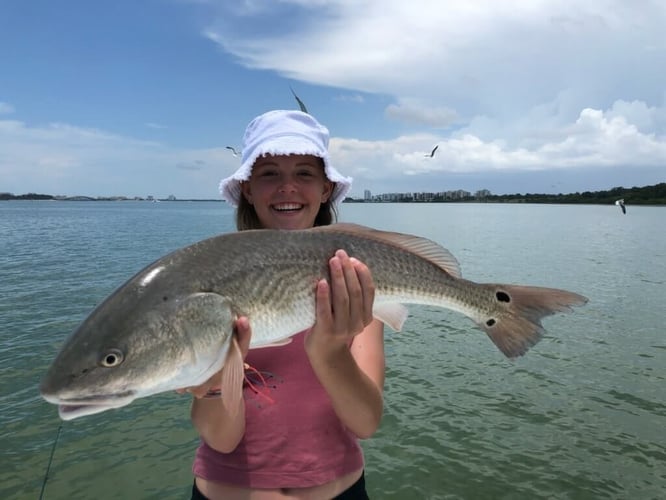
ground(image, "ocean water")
xmin=0 ymin=201 xmax=664 ymax=500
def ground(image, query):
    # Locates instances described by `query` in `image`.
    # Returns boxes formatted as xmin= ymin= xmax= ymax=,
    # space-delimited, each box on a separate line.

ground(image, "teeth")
xmin=274 ymin=203 xmax=302 ymax=211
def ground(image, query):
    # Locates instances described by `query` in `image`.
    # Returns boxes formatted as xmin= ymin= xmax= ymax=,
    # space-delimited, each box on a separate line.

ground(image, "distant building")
xmin=446 ymin=189 xmax=472 ymax=200
xmin=413 ymin=192 xmax=435 ymax=202
xmin=364 ymin=189 xmax=371 ymax=201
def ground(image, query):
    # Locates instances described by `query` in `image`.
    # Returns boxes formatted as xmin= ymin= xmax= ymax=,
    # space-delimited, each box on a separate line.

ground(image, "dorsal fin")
xmin=311 ymin=223 xmax=462 ymax=278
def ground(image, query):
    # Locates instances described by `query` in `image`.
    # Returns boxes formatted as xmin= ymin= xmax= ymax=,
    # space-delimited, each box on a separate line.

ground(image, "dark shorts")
xmin=191 ymin=471 xmax=369 ymax=499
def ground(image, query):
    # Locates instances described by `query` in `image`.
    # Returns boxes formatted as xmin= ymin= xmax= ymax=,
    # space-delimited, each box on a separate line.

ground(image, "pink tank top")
xmin=192 ymin=330 xmax=364 ymax=489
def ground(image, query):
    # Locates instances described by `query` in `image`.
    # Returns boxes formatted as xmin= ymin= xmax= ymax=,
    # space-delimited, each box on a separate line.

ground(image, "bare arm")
xmin=188 ymin=318 xmax=252 ymax=453
xmin=305 ymin=250 xmax=385 ymax=439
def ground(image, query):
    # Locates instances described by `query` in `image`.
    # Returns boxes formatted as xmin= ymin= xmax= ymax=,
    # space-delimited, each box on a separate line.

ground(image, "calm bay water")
xmin=1 ymin=201 xmax=664 ymax=499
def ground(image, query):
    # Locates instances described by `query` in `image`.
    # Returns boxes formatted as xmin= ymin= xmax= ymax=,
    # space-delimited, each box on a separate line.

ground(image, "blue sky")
xmin=1 ymin=0 xmax=665 ymax=199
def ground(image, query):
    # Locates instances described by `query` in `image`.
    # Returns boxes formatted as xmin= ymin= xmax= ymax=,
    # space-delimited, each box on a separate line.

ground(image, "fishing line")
xmin=39 ymin=423 xmax=63 ymax=500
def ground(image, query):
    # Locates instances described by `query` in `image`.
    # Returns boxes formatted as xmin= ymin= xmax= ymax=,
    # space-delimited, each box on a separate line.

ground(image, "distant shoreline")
xmin=0 ymin=195 xmax=222 ymax=202
xmin=2 ymin=182 xmax=664 ymax=205
xmin=3 ymin=198 xmax=665 ymax=206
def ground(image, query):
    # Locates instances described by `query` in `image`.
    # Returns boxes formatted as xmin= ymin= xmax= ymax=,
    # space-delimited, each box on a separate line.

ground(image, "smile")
xmin=272 ymin=203 xmax=303 ymax=212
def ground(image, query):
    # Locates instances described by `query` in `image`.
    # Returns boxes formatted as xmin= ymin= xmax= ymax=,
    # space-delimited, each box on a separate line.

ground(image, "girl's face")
xmin=240 ymin=154 xmax=334 ymax=230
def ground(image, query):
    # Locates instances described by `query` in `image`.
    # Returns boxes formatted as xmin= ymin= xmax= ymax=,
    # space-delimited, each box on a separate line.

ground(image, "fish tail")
xmin=479 ymin=284 xmax=588 ymax=358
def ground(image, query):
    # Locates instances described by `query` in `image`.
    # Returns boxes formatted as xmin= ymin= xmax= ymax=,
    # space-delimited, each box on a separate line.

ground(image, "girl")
xmin=187 ymin=110 xmax=385 ymax=499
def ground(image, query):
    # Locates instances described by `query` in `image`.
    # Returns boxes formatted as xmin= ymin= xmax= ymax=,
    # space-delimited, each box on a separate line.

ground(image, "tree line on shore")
xmin=2 ymin=182 xmax=665 ymax=205
xmin=346 ymin=183 xmax=665 ymax=205
xmin=482 ymin=182 xmax=665 ymax=205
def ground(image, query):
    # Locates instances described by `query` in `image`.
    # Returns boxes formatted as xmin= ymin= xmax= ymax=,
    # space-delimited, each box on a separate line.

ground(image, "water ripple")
xmin=2 ymin=202 xmax=665 ymax=499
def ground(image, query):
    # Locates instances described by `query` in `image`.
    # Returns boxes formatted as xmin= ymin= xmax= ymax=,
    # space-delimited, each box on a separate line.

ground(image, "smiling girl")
xmin=187 ymin=110 xmax=385 ymax=499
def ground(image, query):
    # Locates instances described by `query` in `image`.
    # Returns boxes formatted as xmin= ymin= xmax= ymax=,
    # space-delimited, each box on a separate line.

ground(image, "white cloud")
xmin=203 ymin=0 xmax=666 ymax=127
xmin=3 ymin=98 xmax=664 ymax=198
xmin=4 ymin=1 xmax=666 ymax=198
xmin=385 ymin=100 xmax=459 ymax=128
xmin=197 ymin=0 xmax=666 ymax=191
xmin=0 ymin=119 xmax=236 ymax=198
xmin=329 ymin=103 xmax=666 ymax=195
xmin=604 ymin=100 xmax=666 ymax=134
xmin=334 ymin=93 xmax=365 ymax=104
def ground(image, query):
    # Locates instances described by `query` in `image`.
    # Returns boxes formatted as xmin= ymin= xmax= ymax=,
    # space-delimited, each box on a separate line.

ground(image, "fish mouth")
xmin=42 ymin=391 xmax=136 ymax=421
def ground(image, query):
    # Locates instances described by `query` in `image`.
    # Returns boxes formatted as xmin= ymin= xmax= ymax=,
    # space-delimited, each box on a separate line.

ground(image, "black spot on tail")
xmin=486 ymin=318 xmax=496 ymax=327
xmin=496 ymin=291 xmax=511 ymax=303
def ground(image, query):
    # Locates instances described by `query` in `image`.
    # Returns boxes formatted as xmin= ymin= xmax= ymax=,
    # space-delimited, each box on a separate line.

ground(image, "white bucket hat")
xmin=219 ymin=110 xmax=352 ymax=207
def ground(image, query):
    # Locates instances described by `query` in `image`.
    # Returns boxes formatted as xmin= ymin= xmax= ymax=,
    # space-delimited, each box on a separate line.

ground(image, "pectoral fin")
xmin=219 ymin=337 xmax=244 ymax=417
xmin=373 ymin=302 xmax=409 ymax=331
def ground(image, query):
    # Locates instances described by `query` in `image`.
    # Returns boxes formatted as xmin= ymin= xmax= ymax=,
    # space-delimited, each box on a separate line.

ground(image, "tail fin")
xmin=480 ymin=285 xmax=588 ymax=358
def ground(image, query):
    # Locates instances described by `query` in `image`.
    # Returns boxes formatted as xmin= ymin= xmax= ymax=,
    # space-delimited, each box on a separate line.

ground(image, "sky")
xmin=1 ymin=0 xmax=665 ymax=200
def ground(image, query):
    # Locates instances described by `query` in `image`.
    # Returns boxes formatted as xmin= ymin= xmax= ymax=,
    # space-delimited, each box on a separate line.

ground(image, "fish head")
xmin=40 ymin=263 xmax=235 ymax=420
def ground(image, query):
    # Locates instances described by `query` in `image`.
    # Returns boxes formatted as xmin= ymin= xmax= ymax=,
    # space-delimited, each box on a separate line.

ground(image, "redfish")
xmin=40 ymin=223 xmax=587 ymax=420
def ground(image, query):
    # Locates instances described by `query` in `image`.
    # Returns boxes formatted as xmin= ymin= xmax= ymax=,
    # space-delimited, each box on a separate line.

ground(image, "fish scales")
xmin=39 ymin=223 xmax=588 ymax=420
xmin=175 ymin=228 xmax=455 ymax=343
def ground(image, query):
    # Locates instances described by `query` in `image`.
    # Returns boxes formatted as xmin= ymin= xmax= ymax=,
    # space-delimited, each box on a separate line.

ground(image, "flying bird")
xmin=425 ymin=145 xmax=439 ymax=158
xmin=615 ymin=199 xmax=626 ymax=214
xmin=290 ymin=87 xmax=309 ymax=114
xmin=225 ymin=146 xmax=240 ymax=157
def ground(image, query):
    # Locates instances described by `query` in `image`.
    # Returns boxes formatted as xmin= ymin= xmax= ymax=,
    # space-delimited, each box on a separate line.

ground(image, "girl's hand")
xmin=176 ymin=317 xmax=252 ymax=398
xmin=305 ymin=249 xmax=375 ymax=357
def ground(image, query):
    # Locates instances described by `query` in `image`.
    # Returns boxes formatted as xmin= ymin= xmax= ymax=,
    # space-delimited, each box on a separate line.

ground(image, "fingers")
xmin=188 ymin=386 xmax=212 ymax=399
xmin=350 ymin=255 xmax=375 ymax=327
xmin=234 ymin=316 xmax=252 ymax=359
xmin=335 ymin=250 xmax=363 ymax=333
xmin=325 ymin=250 xmax=375 ymax=335
xmin=315 ymin=278 xmax=333 ymax=326
xmin=327 ymin=251 xmax=349 ymax=330
xmin=177 ymin=383 xmax=213 ymax=399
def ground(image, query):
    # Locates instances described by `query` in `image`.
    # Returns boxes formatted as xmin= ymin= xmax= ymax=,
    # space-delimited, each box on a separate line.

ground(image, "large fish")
xmin=40 ymin=223 xmax=587 ymax=420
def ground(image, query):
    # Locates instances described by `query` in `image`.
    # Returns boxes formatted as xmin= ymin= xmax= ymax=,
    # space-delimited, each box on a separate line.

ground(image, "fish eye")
xmin=99 ymin=348 xmax=124 ymax=367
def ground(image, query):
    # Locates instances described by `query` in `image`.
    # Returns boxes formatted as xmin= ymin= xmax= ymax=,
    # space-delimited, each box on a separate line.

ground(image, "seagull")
xmin=425 ymin=145 xmax=439 ymax=158
xmin=225 ymin=146 xmax=240 ymax=157
xmin=290 ymin=86 xmax=309 ymax=114
xmin=615 ymin=199 xmax=626 ymax=214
